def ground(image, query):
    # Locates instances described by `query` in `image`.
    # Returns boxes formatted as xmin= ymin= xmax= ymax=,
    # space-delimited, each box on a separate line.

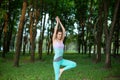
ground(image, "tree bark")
xmin=38 ymin=13 xmax=46 ymax=60
xmin=104 ymin=0 xmax=120 ymax=68
xmin=6 ymin=0 xmax=13 ymax=53
xmin=96 ymin=0 xmax=103 ymax=63
xmin=77 ymin=33 xmax=81 ymax=54
xmin=29 ymin=8 xmax=38 ymax=62
xmin=47 ymin=27 xmax=50 ymax=55
xmin=50 ymin=18 xmax=54 ymax=54
xmin=113 ymin=25 xmax=119 ymax=57
xmin=0 ymin=24 xmax=4 ymax=51
xmin=89 ymin=45 xmax=92 ymax=57
xmin=14 ymin=0 xmax=27 ymax=67
xmin=29 ymin=11 xmax=35 ymax=62
xmin=23 ymin=35 xmax=28 ymax=55
xmin=2 ymin=13 xmax=8 ymax=58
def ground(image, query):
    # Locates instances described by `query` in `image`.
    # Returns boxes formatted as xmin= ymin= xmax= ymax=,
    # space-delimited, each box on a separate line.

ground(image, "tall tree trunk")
xmin=30 ymin=13 xmax=37 ymax=62
xmin=29 ymin=11 xmax=35 ymax=62
xmin=0 ymin=24 xmax=4 ymax=51
xmin=89 ymin=45 xmax=92 ymax=57
xmin=14 ymin=0 xmax=27 ymax=67
xmin=87 ymin=0 xmax=93 ymax=56
xmin=38 ymin=13 xmax=46 ymax=60
xmin=74 ymin=0 xmax=87 ymax=54
xmin=47 ymin=27 xmax=50 ymax=55
xmin=6 ymin=0 xmax=12 ymax=53
xmin=7 ymin=18 xmax=14 ymax=52
xmin=29 ymin=5 xmax=38 ymax=62
xmin=105 ymin=38 xmax=111 ymax=68
xmin=96 ymin=0 xmax=103 ymax=63
xmin=77 ymin=30 xmax=81 ymax=54
xmin=2 ymin=13 xmax=8 ymax=58
xmin=104 ymin=0 xmax=120 ymax=68
xmin=50 ymin=18 xmax=54 ymax=54
xmin=81 ymin=25 xmax=84 ymax=54
xmin=84 ymin=39 xmax=87 ymax=54
xmin=30 ymin=0 xmax=39 ymax=61
xmin=47 ymin=41 xmax=50 ymax=55
xmin=81 ymin=33 xmax=84 ymax=54
xmin=23 ymin=35 xmax=28 ymax=55
xmin=113 ymin=26 xmax=119 ymax=57
xmin=113 ymin=4 xmax=120 ymax=57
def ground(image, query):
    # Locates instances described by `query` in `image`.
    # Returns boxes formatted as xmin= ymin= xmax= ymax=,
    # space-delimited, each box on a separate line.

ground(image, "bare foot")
xmin=59 ymin=68 xmax=64 ymax=78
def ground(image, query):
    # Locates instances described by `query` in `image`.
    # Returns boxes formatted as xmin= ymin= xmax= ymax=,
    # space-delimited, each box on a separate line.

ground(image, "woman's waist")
xmin=53 ymin=56 xmax=63 ymax=62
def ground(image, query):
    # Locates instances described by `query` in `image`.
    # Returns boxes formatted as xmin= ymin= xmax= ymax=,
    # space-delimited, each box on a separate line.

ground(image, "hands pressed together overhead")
xmin=55 ymin=16 xmax=60 ymax=23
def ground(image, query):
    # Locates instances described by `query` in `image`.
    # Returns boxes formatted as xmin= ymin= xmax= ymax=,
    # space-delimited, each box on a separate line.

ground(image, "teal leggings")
xmin=53 ymin=59 xmax=77 ymax=80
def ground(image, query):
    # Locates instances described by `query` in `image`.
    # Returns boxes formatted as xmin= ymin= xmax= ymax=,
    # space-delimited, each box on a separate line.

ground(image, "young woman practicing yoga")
xmin=52 ymin=16 xmax=77 ymax=80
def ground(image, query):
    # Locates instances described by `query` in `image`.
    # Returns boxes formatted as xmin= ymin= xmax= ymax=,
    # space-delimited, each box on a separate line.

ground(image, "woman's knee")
xmin=72 ymin=61 xmax=77 ymax=68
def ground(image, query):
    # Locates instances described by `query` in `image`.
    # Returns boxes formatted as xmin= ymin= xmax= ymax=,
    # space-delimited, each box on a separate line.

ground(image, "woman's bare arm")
xmin=52 ymin=17 xmax=59 ymax=41
xmin=58 ymin=18 xmax=65 ymax=41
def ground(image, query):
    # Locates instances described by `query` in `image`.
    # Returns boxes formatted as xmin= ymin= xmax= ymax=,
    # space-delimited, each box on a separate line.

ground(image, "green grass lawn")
xmin=0 ymin=52 xmax=120 ymax=80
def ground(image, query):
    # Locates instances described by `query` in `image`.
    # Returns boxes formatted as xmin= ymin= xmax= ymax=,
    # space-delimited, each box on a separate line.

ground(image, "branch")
xmin=110 ymin=0 xmax=120 ymax=39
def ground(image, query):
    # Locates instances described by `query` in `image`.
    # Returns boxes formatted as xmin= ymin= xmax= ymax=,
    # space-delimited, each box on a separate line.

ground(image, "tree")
xmin=103 ymin=0 xmax=120 ymax=68
xmin=74 ymin=0 xmax=88 ymax=54
xmin=3 ymin=13 xmax=8 ymax=58
xmin=14 ymin=0 xmax=27 ymax=67
xmin=95 ymin=0 xmax=103 ymax=63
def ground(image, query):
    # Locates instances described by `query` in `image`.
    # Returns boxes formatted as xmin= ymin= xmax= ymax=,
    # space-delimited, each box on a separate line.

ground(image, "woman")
xmin=52 ymin=16 xmax=77 ymax=80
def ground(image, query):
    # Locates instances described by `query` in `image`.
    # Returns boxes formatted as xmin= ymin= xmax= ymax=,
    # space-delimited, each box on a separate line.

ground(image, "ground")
xmin=0 ymin=53 xmax=120 ymax=80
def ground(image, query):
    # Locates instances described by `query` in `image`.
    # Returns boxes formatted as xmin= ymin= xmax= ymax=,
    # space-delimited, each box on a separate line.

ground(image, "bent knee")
xmin=73 ymin=62 xmax=77 ymax=67
xmin=71 ymin=61 xmax=77 ymax=68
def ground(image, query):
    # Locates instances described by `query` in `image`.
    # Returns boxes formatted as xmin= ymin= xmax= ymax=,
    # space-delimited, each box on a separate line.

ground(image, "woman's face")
xmin=57 ymin=32 xmax=62 ymax=40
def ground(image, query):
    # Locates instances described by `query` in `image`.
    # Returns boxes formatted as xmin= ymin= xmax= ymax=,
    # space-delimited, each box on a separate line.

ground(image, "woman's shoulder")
xmin=53 ymin=39 xmax=63 ymax=44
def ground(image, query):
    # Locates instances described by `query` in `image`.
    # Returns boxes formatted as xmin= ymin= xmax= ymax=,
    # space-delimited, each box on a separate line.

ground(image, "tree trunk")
xmin=47 ymin=40 xmax=50 ymax=55
xmin=30 ymin=0 xmax=39 ymax=61
xmin=87 ymin=0 xmax=93 ymax=56
xmin=14 ymin=0 xmax=27 ymax=67
xmin=38 ymin=13 xmax=46 ymax=60
xmin=113 ymin=26 xmax=119 ymax=57
xmin=104 ymin=0 xmax=120 ymax=68
xmin=89 ymin=45 xmax=92 ymax=57
xmin=50 ymin=18 xmax=54 ymax=54
xmin=96 ymin=0 xmax=103 ymax=63
xmin=30 ymin=9 xmax=37 ymax=62
xmin=113 ymin=4 xmax=120 ymax=57
xmin=74 ymin=0 xmax=87 ymax=54
xmin=0 ymin=24 xmax=4 ymax=51
xmin=105 ymin=37 xmax=111 ymax=68
xmin=2 ymin=13 xmax=8 ymax=58
xmin=82 ymin=25 xmax=85 ymax=54
xmin=6 ymin=0 xmax=13 ymax=53
xmin=47 ymin=27 xmax=51 ymax=55
xmin=23 ymin=35 xmax=28 ymax=55
xmin=77 ymin=32 xmax=81 ymax=53
xmin=84 ymin=41 xmax=87 ymax=54
xmin=29 ymin=11 xmax=35 ymax=62
xmin=93 ymin=44 xmax=96 ymax=55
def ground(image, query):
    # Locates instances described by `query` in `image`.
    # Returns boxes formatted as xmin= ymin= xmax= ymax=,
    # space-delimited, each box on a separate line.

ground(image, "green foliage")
xmin=0 ymin=9 xmax=5 ymax=24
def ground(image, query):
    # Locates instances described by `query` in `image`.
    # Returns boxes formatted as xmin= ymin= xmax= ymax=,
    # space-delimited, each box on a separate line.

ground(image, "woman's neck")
xmin=56 ymin=39 xmax=61 ymax=42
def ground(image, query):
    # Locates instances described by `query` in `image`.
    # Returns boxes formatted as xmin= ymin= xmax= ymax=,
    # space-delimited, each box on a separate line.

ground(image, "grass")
xmin=0 ymin=52 xmax=120 ymax=80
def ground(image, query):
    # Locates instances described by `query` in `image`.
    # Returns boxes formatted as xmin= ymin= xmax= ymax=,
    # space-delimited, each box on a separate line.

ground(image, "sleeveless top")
xmin=53 ymin=41 xmax=64 ymax=62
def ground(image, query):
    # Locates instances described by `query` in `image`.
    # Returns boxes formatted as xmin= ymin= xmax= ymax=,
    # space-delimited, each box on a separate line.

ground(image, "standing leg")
xmin=53 ymin=62 xmax=60 ymax=80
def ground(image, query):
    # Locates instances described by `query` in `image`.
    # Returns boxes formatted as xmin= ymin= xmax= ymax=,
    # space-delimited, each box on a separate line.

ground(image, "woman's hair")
xmin=56 ymin=29 xmax=63 ymax=34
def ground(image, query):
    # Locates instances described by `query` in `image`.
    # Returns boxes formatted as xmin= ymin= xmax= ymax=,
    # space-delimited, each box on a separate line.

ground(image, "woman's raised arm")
xmin=58 ymin=18 xmax=65 ymax=41
xmin=52 ymin=17 xmax=59 ymax=41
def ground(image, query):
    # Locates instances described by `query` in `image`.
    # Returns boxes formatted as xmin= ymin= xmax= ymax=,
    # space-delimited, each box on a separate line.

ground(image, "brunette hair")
xmin=56 ymin=29 xmax=63 ymax=34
